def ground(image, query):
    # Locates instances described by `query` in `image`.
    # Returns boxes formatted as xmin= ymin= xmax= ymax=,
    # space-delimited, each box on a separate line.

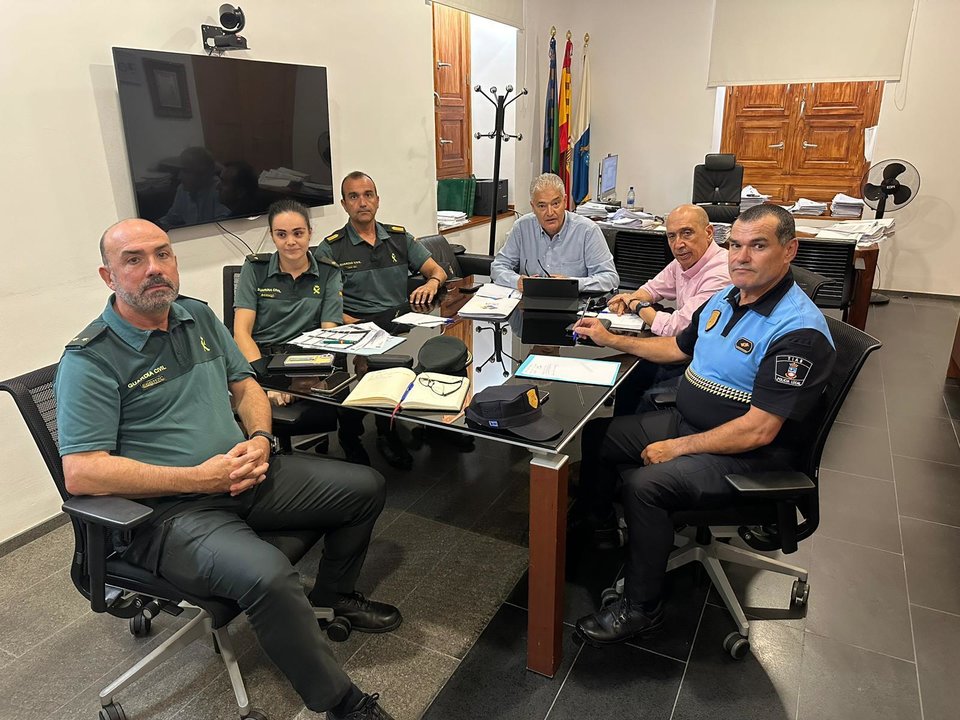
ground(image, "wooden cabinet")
xmin=721 ymin=82 xmax=882 ymax=203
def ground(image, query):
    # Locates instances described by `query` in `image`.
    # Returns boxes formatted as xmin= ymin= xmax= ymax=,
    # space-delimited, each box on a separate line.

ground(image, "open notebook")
xmin=342 ymin=367 xmax=470 ymax=413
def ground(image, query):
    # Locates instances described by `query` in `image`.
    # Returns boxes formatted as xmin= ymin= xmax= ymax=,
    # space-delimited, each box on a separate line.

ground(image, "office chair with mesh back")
xmin=692 ymin=153 xmax=744 ymax=223
xmin=222 ymin=264 xmax=337 ymax=454
xmin=601 ymin=316 xmax=881 ymax=659
xmin=0 ymin=364 xmax=347 ymax=720
xmin=601 ymin=227 xmax=673 ymax=291
xmin=407 ymin=234 xmax=494 ymax=293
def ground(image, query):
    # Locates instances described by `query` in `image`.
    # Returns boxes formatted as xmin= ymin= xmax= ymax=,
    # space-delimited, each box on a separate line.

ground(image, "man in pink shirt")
xmin=607 ymin=204 xmax=730 ymax=416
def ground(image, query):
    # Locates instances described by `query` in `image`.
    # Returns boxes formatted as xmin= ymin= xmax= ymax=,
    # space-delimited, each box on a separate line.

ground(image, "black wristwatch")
xmin=249 ymin=430 xmax=280 ymax=456
xmin=630 ymin=299 xmax=652 ymax=314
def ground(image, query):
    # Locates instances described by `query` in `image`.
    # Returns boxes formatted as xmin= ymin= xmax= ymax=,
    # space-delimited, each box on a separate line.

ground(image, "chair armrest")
xmin=62 ymin=496 xmax=154 ymax=530
xmin=724 ymin=471 xmax=816 ymax=499
xmin=650 ymin=391 xmax=677 ymax=408
xmin=458 ymin=253 xmax=493 ymax=277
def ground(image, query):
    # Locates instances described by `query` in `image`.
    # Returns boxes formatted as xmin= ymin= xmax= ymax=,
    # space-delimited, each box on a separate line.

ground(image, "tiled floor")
xmin=2 ymin=295 xmax=959 ymax=720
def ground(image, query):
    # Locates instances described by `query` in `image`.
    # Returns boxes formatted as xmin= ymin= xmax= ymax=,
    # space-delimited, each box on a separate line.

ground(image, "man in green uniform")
xmin=55 ymin=219 xmax=399 ymax=720
xmin=315 ymin=172 xmax=448 ymax=469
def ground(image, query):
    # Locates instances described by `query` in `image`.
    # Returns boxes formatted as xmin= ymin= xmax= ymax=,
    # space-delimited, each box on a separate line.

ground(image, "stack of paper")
xmin=576 ymin=201 xmax=612 ymax=219
xmin=788 ymin=198 xmax=828 ymax=216
xmin=830 ymin=193 xmax=865 ymax=218
xmin=392 ymin=312 xmax=450 ymax=328
xmin=596 ymin=309 xmax=647 ymax=332
xmin=815 ymin=218 xmax=894 ymax=245
xmin=438 ymin=210 xmax=468 ymax=230
xmin=516 ymin=355 xmax=621 ymax=387
xmin=476 ymin=283 xmax=520 ymax=300
xmin=601 ymin=208 xmax=657 ymax=229
xmin=290 ymin=322 xmax=406 ymax=356
xmin=710 ymin=222 xmax=731 ymax=245
xmin=458 ymin=286 xmax=520 ymax=320
xmin=741 ymin=185 xmax=770 ymax=209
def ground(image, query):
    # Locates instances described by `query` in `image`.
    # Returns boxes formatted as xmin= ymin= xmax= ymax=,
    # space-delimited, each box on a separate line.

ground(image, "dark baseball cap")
xmin=465 ymin=384 xmax=563 ymax=442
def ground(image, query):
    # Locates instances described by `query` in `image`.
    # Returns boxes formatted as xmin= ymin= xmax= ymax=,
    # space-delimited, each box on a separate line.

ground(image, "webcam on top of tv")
xmin=202 ymin=4 xmax=249 ymax=53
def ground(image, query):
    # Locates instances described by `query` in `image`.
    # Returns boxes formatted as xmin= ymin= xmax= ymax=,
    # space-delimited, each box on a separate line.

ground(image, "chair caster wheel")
xmin=791 ymin=579 xmax=810 ymax=608
xmin=723 ymin=632 xmax=750 ymax=660
xmin=600 ymin=587 xmax=620 ymax=608
xmin=99 ymin=702 xmax=127 ymax=720
xmin=242 ymin=709 xmax=268 ymax=720
xmin=129 ymin=612 xmax=151 ymax=637
xmin=326 ymin=616 xmax=352 ymax=642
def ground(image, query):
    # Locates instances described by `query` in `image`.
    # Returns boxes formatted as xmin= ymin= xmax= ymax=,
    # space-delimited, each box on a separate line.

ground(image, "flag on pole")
xmin=571 ymin=39 xmax=591 ymax=206
xmin=557 ymin=34 xmax=574 ymax=207
xmin=541 ymin=34 xmax=559 ymax=174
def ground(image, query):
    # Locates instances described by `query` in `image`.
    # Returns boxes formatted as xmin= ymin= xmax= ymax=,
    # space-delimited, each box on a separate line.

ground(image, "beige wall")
xmin=519 ymin=0 xmax=960 ymax=294
xmin=0 ymin=0 xmax=438 ymax=543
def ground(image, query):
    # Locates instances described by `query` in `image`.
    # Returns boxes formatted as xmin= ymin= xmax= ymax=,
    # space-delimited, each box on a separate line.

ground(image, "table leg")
xmin=849 ymin=244 xmax=879 ymax=331
xmin=948 ymin=315 xmax=960 ymax=380
xmin=527 ymin=453 xmax=569 ymax=677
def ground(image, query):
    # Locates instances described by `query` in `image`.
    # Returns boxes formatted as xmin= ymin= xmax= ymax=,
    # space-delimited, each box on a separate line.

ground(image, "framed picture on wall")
xmin=143 ymin=58 xmax=192 ymax=118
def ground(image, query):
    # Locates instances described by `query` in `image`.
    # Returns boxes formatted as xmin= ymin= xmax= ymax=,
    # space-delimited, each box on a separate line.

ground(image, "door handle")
xmin=439 ymin=138 xmax=453 ymax=145
xmin=768 ymin=141 xmax=784 ymax=149
xmin=437 ymin=61 xmax=452 ymax=69
xmin=433 ymin=91 xmax=440 ymax=106
xmin=802 ymin=140 xmax=818 ymax=149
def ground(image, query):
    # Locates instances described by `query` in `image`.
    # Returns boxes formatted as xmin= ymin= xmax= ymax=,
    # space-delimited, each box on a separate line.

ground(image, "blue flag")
xmin=571 ymin=44 xmax=591 ymax=206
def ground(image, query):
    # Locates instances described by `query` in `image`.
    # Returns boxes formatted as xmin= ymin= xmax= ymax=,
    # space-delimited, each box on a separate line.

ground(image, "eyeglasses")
xmin=523 ymin=257 xmax=553 ymax=278
xmin=417 ymin=375 xmax=465 ymax=396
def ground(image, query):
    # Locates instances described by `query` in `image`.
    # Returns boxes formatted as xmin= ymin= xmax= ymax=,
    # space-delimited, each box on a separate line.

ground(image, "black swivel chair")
xmin=601 ymin=226 xmax=674 ymax=291
xmin=692 ymin=153 xmax=744 ymax=223
xmin=604 ymin=315 xmax=881 ymax=658
xmin=793 ymin=238 xmax=865 ymax=323
xmin=222 ymin=265 xmax=337 ymax=453
xmin=407 ymin=234 xmax=494 ymax=293
xmin=0 ymin=365 xmax=346 ymax=720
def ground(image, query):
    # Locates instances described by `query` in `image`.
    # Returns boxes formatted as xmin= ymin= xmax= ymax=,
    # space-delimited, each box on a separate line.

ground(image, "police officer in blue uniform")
xmin=571 ymin=204 xmax=836 ymax=646
xmin=55 ymin=219 xmax=398 ymax=720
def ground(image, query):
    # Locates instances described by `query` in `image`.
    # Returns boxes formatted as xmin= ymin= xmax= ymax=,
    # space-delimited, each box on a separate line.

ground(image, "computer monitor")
xmin=599 ymin=154 xmax=618 ymax=202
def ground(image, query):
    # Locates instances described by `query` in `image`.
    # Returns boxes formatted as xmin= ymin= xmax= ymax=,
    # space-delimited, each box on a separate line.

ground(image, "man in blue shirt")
xmin=491 ymin=173 xmax=619 ymax=293
xmin=55 ymin=219 xmax=399 ymax=720
xmin=571 ymin=204 xmax=835 ymax=647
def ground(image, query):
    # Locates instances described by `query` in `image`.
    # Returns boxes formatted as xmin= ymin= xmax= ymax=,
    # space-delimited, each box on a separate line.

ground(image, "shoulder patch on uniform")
xmin=386 ymin=224 xmax=406 ymax=234
xmin=775 ymin=355 xmax=813 ymax=387
xmin=245 ymin=253 xmax=271 ymax=263
xmin=175 ymin=294 xmax=209 ymax=306
xmin=705 ymin=309 xmax=721 ymax=332
xmin=325 ymin=232 xmax=341 ymax=242
xmin=65 ymin=323 xmax=107 ymax=349
xmin=316 ymin=255 xmax=340 ymax=269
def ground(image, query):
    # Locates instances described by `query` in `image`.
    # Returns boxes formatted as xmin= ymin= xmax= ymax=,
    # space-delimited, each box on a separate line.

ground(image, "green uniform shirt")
xmin=55 ymin=296 xmax=253 ymax=472
xmin=314 ymin=222 xmax=431 ymax=316
xmin=233 ymin=250 xmax=343 ymax=347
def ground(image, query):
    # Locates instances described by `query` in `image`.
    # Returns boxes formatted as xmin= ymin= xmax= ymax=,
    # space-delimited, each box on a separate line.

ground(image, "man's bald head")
xmin=98 ymin=219 xmax=179 ymax=318
xmin=664 ymin=204 xmax=715 ymax=270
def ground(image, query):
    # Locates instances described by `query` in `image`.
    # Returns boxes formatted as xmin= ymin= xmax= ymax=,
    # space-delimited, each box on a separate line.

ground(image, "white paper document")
xmin=476 ymin=282 xmax=520 ymax=300
xmin=597 ymin=309 xmax=647 ymax=332
xmin=458 ymin=294 xmax=520 ymax=320
xmin=290 ymin=322 xmax=406 ymax=356
xmin=392 ymin=312 xmax=450 ymax=328
xmin=516 ymin=355 xmax=621 ymax=387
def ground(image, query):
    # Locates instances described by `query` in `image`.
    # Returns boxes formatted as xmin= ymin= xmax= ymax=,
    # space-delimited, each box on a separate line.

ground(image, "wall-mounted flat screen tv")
xmin=112 ymin=47 xmax=333 ymax=230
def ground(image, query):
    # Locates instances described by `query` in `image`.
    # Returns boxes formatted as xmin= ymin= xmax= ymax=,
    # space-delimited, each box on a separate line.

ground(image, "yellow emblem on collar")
xmin=313 ymin=285 xmax=321 ymax=295
xmin=705 ymin=309 xmax=721 ymax=332
xmin=200 ymin=336 xmax=211 ymax=352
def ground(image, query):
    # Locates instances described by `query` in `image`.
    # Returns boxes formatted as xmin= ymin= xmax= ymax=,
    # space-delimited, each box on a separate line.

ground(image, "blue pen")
xmin=572 ymin=301 xmax=589 ymax=343
xmin=390 ymin=381 xmax=416 ymax=426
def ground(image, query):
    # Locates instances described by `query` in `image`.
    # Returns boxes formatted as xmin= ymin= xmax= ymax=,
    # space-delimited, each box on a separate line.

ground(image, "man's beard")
xmin=115 ymin=276 xmax=179 ymax=313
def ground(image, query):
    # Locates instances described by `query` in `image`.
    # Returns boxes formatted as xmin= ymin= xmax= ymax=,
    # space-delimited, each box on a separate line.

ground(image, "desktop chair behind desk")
xmin=0 ymin=364 xmax=345 ymax=720
xmin=600 ymin=316 xmax=880 ymax=659
xmin=692 ymin=153 xmax=744 ymax=224
xmin=222 ymin=264 xmax=337 ymax=454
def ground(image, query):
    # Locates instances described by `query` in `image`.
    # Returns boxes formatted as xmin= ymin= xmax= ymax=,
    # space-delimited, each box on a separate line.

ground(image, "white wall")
xmin=0 ymin=0 xmax=438 ymax=543
xmin=518 ymin=0 xmax=959 ymax=296
xmin=470 ymin=15 xmax=518 ymax=204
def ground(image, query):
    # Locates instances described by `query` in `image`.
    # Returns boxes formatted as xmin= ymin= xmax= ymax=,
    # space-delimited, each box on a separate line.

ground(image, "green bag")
xmin=437 ymin=176 xmax=477 ymax=216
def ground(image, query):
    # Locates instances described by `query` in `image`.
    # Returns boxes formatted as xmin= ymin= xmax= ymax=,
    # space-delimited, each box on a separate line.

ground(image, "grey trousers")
xmin=144 ymin=455 xmax=385 ymax=712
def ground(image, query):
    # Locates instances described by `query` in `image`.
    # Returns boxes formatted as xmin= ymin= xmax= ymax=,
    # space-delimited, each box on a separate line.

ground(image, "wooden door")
xmin=721 ymin=81 xmax=882 ymax=204
xmin=432 ymin=3 xmax=472 ymax=179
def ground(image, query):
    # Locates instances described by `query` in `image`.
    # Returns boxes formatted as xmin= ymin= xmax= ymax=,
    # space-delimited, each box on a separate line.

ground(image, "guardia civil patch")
xmin=775 ymin=355 xmax=813 ymax=387
xmin=705 ymin=309 xmax=721 ymax=331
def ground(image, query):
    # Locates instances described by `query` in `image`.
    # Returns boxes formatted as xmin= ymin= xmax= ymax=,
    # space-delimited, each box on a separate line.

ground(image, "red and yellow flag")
xmin=557 ymin=35 xmax=573 ymax=208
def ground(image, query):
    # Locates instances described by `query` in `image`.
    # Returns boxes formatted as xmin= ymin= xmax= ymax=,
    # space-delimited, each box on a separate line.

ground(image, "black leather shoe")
xmin=574 ymin=597 xmax=664 ymax=646
xmin=329 ymin=592 xmax=402 ymax=633
xmin=338 ymin=430 xmax=371 ymax=466
xmin=376 ymin=434 xmax=413 ymax=470
xmin=327 ymin=692 xmax=395 ymax=720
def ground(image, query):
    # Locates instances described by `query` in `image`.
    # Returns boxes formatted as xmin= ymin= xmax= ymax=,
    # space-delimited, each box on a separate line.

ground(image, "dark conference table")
xmin=259 ymin=278 xmax=638 ymax=676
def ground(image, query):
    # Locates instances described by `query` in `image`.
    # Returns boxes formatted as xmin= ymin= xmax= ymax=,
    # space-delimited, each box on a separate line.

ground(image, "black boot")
xmin=575 ymin=596 xmax=664 ymax=646
xmin=327 ymin=692 xmax=395 ymax=720
xmin=313 ymin=591 xmax=402 ymax=633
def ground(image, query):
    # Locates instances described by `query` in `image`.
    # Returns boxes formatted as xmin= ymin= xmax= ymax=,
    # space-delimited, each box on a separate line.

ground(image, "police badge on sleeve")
xmin=775 ymin=355 xmax=813 ymax=387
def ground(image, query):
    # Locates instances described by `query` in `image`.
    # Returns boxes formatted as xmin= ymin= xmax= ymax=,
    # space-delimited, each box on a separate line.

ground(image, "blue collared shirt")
xmin=491 ymin=211 xmax=619 ymax=292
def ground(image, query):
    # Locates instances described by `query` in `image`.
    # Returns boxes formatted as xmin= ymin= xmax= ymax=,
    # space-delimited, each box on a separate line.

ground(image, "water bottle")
xmin=626 ymin=186 xmax=636 ymax=209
